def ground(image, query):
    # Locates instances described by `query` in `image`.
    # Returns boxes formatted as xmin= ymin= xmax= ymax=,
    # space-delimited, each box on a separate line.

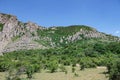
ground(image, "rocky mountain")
xmin=0 ymin=13 xmax=46 ymax=55
xmin=0 ymin=13 xmax=119 ymax=55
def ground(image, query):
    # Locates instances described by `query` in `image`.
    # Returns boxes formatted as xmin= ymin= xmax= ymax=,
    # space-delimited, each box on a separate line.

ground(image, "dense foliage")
xmin=107 ymin=59 xmax=120 ymax=80
xmin=0 ymin=40 xmax=120 ymax=80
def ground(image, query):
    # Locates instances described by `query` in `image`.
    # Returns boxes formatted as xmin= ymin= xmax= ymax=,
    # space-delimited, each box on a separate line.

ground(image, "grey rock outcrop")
xmin=0 ymin=13 xmax=46 ymax=55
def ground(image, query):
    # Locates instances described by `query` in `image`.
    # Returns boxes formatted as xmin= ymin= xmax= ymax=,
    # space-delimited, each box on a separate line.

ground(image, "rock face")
xmin=0 ymin=13 xmax=119 ymax=55
xmin=0 ymin=13 xmax=46 ymax=55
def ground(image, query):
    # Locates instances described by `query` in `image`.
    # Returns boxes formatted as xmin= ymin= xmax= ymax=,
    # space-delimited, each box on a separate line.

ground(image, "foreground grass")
xmin=0 ymin=66 xmax=108 ymax=80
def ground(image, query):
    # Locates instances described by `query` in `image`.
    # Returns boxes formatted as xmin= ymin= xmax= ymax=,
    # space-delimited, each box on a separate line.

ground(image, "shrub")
xmin=47 ymin=61 xmax=58 ymax=73
xmin=25 ymin=65 xmax=35 ymax=79
xmin=72 ymin=67 xmax=75 ymax=73
xmin=80 ymin=62 xmax=85 ymax=70
xmin=0 ymin=61 xmax=11 ymax=72
xmin=33 ymin=64 xmax=41 ymax=72
xmin=6 ymin=68 xmax=21 ymax=80
xmin=0 ymin=23 xmax=4 ymax=31
xmin=107 ymin=60 xmax=120 ymax=80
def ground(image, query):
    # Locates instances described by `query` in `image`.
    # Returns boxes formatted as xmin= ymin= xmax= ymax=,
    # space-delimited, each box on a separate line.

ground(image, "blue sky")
xmin=0 ymin=0 xmax=120 ymax=36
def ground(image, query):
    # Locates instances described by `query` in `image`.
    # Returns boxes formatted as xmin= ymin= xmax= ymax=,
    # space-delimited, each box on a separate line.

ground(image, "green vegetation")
xmin=11 ymin=32 xmax=25 ymax=41
xmin=7 ymin=14 xmax=12 ymax=18
xmin=36 ymin=25 xmax=96 ymax=46
xmin=1 ymin=13 xmax=12 ymax=18
xmin=107 ymin=59 xmax=120 ymax=80
xmin=0 ymin=23 xmax=4 ymax=31
xmin=0 ymin=25 xmax=119 ymax=80
xmin=0 ymin=39 xmax=120 ymax=80
xmin=36 ymin=25 xmax=119 ymax=48
xmin=11 ymin=35 xmax=21 ymax=41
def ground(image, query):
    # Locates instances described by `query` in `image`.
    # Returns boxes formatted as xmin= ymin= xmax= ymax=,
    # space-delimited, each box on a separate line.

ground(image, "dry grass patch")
xmin=0 ymin=66 xmax=108 ymax=80
xmin=33 ymin=66 xmax=108 ymax=80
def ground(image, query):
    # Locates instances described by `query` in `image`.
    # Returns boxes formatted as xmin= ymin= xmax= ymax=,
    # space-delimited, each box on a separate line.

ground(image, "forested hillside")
xmin=0 ymin=13 xmax=120 ymax=80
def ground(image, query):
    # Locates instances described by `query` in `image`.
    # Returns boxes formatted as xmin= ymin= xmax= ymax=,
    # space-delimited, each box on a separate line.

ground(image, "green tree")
xmin=26 ymin=65 xmax=35 ymax=79
xmin=107 ymin=60 xmax=120 ymax=80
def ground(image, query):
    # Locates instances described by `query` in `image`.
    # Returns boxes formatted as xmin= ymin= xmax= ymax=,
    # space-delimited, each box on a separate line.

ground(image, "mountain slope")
xmin=0 ymin=13 xmax=119 ymax=55
xmin=36 ymin=25 xmax=119 ymax=47
xmin=0 ymin=13 xmax=46 ymax=54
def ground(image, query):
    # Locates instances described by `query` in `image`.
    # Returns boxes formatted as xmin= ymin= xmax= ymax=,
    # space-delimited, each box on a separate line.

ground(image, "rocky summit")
xmin=0 ymin=13 xmax=119 ymax=55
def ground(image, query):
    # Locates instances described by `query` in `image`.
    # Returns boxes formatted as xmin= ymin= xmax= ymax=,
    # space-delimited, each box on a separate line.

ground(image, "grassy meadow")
xmin=0 ymin=66 xmax=108 ymax=80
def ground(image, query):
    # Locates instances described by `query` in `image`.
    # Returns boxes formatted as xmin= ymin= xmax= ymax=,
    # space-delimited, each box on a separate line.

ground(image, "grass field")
xmin=0 ymin=66 xmax=108 ymax=80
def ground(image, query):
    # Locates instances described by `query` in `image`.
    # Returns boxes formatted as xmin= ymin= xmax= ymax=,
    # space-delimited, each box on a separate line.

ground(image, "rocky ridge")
xmin=0 ymin=13 xmax=46 ymax=55
xmin=0 ymin=13 xmax=119 ymax=55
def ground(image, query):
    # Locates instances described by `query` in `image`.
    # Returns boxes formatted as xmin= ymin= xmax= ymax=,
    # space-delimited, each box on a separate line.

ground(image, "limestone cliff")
xmin=0 ymin=13 xmax=46 ymax=55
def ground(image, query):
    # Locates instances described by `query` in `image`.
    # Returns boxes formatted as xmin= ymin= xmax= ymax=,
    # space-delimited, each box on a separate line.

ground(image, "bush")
xmin=0 ymin=61 xmax=11 ymax=72
xmin=107 ymin=60 xmax=120 ymax=80
xmin=25 ymin=65 xmax=35 ymax=79
xmin=0 ymin=23 xmax=4 ymax=31
xmin=6 ymin=68 xmax=21 ymax=80
xmin=80 ymin=62 xmax=85 ymax=70
xmin=72 ymin=67 xmax=75 ymax=73
xmin=33 ymin=64 xmax=41 ymax=72
xmin=47 ymin=61 xmax=58 ymax=73
xmin=80 ymin=57 xmax=97 ymax=69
